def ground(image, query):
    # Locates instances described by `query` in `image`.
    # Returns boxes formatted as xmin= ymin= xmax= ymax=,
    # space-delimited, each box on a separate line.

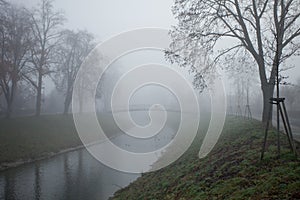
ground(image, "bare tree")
xmin=167 ymin=0 xmax=300 ymax=123
xmin=0 ymin=3 xmax=32 ymax=118
xmin=226 ymin=50 xmax=257 ymax=115
xmin=54 ymin=29 xmax=95 ymax=114
xmin=24 ymin=0 xmax=64 ymax=116
xmin=74 ymin=49 xmax=106 ymax=114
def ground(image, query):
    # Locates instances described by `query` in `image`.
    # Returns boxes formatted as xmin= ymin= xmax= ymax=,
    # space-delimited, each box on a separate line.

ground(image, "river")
xmin=0 ymin=111 xmax=180 ymax=200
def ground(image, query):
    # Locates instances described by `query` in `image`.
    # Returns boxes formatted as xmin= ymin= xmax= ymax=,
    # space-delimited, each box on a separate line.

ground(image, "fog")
xmin=4 ymin=0 xmax=300 ymax=118
xmin=11 ymin=0 xmax=176 ymax=38
xmin=1 ymin=1 xmax=300 ymax=199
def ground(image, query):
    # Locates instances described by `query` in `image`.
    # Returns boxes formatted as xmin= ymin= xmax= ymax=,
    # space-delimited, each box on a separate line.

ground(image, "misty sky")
xmin=9 ymin=0 xmax=177 ymax=95
xmin=9 ymin=0 xmax=300 ymax=84
xmin=11 ymin=0 xmax=176 ymax=39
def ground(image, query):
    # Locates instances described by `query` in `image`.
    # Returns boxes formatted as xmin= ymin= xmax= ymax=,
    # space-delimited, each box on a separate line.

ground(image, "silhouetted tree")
xmin=167 ymin=0 xmax=300 ymax=123
xmin=54 ymin=29 xmax=95 ymax=114
xmin=226 ymin=50 xmax=257 ymax=116
xmin=0 ymin=3 xmax=32 ymax=118
xmin=23 ymin=0 xmax=64 ymax=116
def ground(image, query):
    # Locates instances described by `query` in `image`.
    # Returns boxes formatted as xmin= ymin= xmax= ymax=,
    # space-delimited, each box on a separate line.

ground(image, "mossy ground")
xmin=112 ymin=117 xmax=300 ymax=200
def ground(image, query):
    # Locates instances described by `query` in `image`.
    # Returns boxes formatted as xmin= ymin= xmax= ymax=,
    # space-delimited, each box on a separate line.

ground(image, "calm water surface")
xmin=0 ymin=111 xmax=180 ymax=200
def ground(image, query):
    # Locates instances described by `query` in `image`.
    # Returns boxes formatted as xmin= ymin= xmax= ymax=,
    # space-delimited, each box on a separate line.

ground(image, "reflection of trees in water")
xmin=63 ymin=151 xmax=86 ymax=200
xmin=76 ymin=150 xmax=83 ymax=199
xmin=63 ymin=153 xmax=72 ymax=200
xmin=0 ymin=141 xmax=142 ymax=199
xmin=4 ymin=173 xmax=15 ymax=200
xmin=34 ymin=163 xmax=41 ymax=200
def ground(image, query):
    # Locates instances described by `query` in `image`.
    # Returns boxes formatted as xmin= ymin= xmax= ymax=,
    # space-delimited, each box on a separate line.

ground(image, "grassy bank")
xmin=112 ymin=117 xmax=300 ymax=199
xmin=0 ymin=115 xmax=80 ymax=165
xmin=0 ymin=113 xmax=124 ymax=169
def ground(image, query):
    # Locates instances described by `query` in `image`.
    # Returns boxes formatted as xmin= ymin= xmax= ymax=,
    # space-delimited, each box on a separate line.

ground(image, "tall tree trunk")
xmin=261 ymin=83 xmax=275 ymax=124
xmin=63 ymin=93 xmax=72 ymax=115
xmin=35 ymin=73 xmax=43 ymax=116
xmin=6 ymin=101 xmax=12 ymax=119
xmin=4 ymin=82 xmax=16 ymax=119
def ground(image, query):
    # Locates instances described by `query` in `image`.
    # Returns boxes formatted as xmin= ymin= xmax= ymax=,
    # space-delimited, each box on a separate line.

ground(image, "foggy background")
xmin=2 ymin=0 xmax=300 ymax=118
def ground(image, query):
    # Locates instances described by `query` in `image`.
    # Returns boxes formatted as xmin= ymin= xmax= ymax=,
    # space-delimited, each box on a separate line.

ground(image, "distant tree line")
xmin=0 ymin=0 xmax=96 ymax=118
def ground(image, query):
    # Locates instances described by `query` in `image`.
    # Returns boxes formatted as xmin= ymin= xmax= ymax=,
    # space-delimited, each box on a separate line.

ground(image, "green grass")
xmin=0 ymin=111 xmax=180 ymax=169
xmin=0 ymin=115 xmax=80 ymax=164
xmin=112 ymin=117 xmax=300 ymax=200
xmin=0 ymin=113 xmax=123 ymax=165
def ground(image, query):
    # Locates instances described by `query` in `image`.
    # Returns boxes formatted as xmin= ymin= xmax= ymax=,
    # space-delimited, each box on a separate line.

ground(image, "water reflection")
xmin=5 ymin=173 xmax=16 ymax=200
xmin=34 ymin=163 xmax=41 ymax=200
xmin=0 ymin=147 xmax=142 ymax=200
xmin=0 ymin=111 xmax=181 ymax=200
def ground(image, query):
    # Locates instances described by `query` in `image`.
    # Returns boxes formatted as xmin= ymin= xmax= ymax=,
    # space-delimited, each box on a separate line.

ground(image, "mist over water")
xmin=0 ymin=110 xmax=193 ymax=200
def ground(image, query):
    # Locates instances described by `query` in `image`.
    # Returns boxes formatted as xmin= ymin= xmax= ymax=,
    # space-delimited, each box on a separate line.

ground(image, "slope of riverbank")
xmin=112 ymin=117 xmax=300 ymax=199
xmin=0 ymin=113 xmax=122 ymax=171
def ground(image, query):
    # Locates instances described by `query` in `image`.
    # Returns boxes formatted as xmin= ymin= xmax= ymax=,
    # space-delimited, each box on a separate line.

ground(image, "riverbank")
xmin=112 ymin=117 xmax=300 ymax=199
xmin=0 ymin=113 xmax=122 ymax=171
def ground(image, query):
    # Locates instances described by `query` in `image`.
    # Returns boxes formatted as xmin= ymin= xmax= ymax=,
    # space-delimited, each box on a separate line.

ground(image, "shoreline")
xmin=0 ymin=132 xmax=122 ymax=172
xmin=0 ymin=144 xmax=85 ymax=172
